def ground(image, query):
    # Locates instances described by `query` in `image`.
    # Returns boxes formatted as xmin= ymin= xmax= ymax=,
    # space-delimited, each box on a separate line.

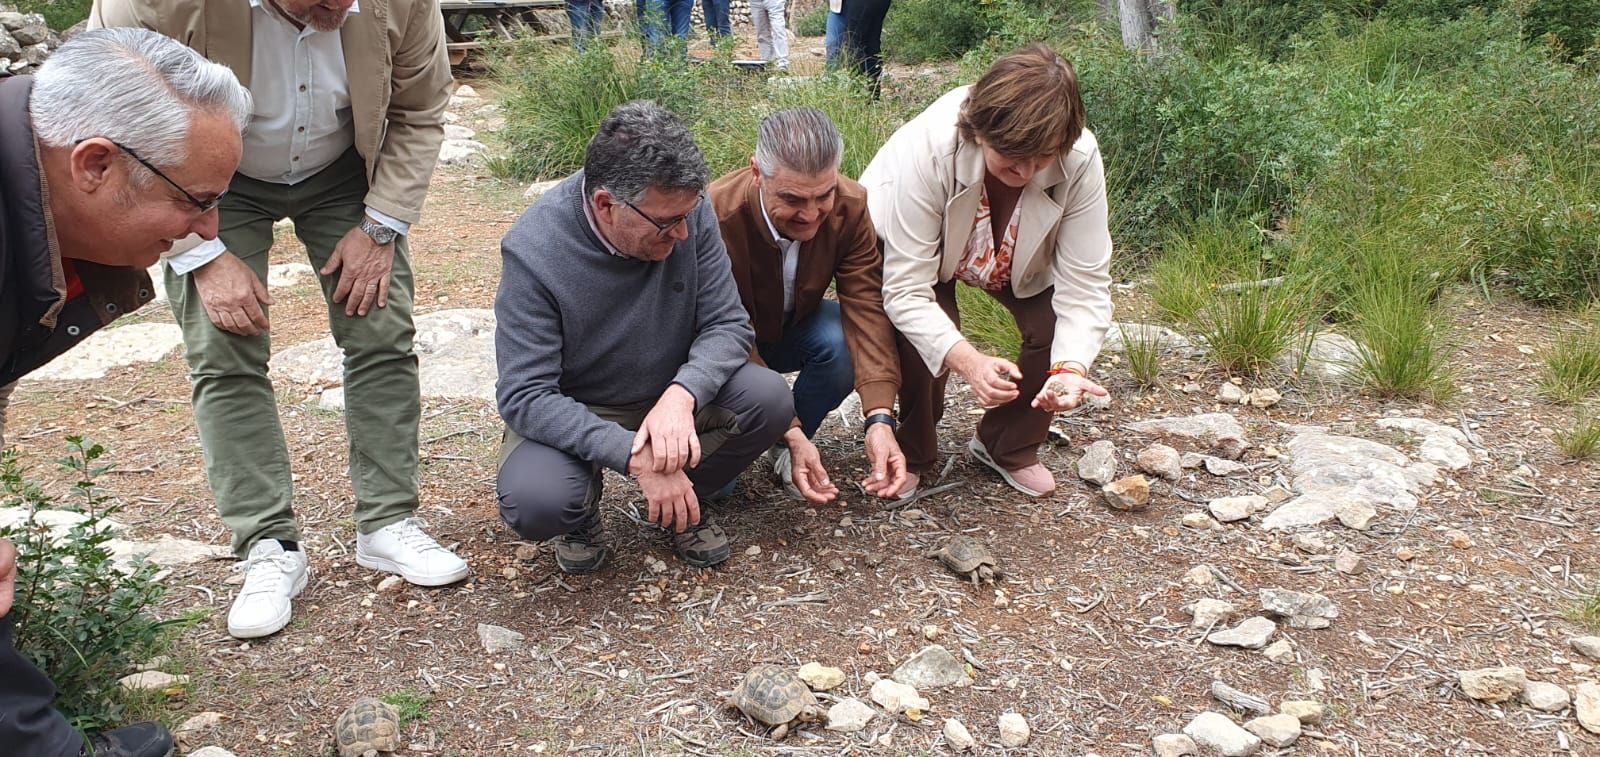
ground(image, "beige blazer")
xmin=859 ymin=86 xmax=1114 ymax=376
xmin=89 ymin=0 xmax=452 ymax=225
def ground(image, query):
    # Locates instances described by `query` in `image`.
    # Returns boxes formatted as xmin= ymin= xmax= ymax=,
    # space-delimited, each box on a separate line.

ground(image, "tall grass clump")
xmin=1123 ymin=325 xmax=1165 ymax=388
xmin=1555 ymin=411 xmax=1600 ymax=459
xmin=953 ymin=286 xmax=1021 ymax=359
xmin=1539 ymin=328 xmax=1600 ymax=403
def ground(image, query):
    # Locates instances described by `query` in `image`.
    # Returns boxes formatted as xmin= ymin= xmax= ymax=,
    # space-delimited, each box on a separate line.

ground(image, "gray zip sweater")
xmin=495 ymin=171 xmax=755 ymax=473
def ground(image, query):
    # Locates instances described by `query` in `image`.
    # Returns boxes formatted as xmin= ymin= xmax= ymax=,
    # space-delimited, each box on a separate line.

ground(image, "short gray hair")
xmin=30 ymin=27 xmax=251 ymax=180
xmin=754 ymin=107 xmax=843 ymax=178
xmin=583 ymin=100 xmax=708 ymax=203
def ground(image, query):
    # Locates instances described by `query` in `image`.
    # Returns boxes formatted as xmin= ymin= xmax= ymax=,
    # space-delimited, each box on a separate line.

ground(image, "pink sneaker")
xmin=896 ymin=471 xmax=921 ymax=500
xmin=967 ymin=437 xmax=1056 ymax=497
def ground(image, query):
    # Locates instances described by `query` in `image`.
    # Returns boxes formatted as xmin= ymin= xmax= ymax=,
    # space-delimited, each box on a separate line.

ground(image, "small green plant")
xmin=1571 ymin=584 xmax=1600 ymax=630
xmin=1195 ymin=281 xmax=1315 ymax=375
xmin=1122 ymin=324 xmax=1164 ymax=388
xmin=12 ymin=0 xmax=94 ymax=30
xmin=1539 ymin=329 xmax=1600 ymax=403
xmin=380 ymin=689 xmax=433 ymax=727
xmin=1348 ymin=291 xmax=1455 ymax=400
xmin=1555 ymin=411 xmax=1600 ymax=458
xmin=794 ymin=4 xmax=829 ymax=37
xmin=1 ymin=438 xmax=188 ymax=731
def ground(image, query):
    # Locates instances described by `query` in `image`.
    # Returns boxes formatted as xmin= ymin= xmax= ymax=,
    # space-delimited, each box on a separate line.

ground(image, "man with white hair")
xmin=708 ymin=107 xmax=909 ymax=503
xmin=90 ymin=0 xmax=467 ymax=640
xmin=0 ymin=27 xmax=249 ymax=757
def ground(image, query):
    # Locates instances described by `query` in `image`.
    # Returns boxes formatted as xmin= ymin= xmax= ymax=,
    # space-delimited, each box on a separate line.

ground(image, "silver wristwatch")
xmin=359 ymin=217 xmax=399 ymax=245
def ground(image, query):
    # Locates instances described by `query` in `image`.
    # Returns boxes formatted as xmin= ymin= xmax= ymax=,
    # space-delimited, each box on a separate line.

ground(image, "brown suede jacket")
xmin=709 ymin=167 xmax=899 ymax=414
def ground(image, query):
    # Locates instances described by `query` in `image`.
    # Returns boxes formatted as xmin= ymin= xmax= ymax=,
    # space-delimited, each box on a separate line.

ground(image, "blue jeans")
xmin=635 ymin=0 xmax=693 ymax=49
xmin=701 ymin=0 xmax=731 ymax=38
xmin=824 ymin=10 xmax=845 ymax=63
xmin=567 ymin=0 xmax=606 ymax=48
xmin=756 ymin=300 xmax=856 ymax=439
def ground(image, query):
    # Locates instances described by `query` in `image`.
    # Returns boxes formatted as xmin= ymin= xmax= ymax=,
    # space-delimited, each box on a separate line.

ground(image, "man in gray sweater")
xmin=495 ymin=101 xmax=793 ymax=573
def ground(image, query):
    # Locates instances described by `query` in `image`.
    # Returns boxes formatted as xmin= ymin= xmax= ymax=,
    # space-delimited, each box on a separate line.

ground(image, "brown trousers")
xmin=897 ymin=280 xmax=1056 ymax=473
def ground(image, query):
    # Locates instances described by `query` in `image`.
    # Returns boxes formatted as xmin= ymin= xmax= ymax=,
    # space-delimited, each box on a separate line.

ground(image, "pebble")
xmin=1334 ymin=549 xmax=1365 ymax=575
xmin=1102 ymin=475 xmax=1151 ymax=511
xmin=869 ymin=679 xmax=928 ymax=714
xmin=1181 ymin=512 xmax=1217 ymax=530
xmin=174 ymin=712 xmax=224 ymax=746
xmin=1576 ymin=682 xmax=1600 ymax=734
xmin=1207 ymin=617 xmax=1276 ymax=649
xmin=1336 ymin=500 xmax=1377 ymax=531
xmin=1292 ymin=532 xmax=1331 ymax=554
xmin=477 ymin=623 xmax=525 ymax=654
xmin=921 ymin=624 xmax=940 ymax=641
xmin=1243 ymin=713 xmax=1301 ymax=748
xmin=1188 ymin=598 xmax=1238 ymax=629
xmin=1077 ymin=440 xmax=1119 ymax=486
xmin=942 ymin=718 xmax=976 ymax=751
xmin=1245 ymin=388 xmax=1282 ymax=408
xmin=500 ymin=566 xmax=519 ymax=580
xmin=1260 ymin=485 xmax=1292 ymax=504
xmin=1444 ymin=528 xmax=1474 ymax=549
xmin=1261 ymin=639 xmax=1295 ymax=663
xmin=1184 ymin=564 xmax=1215 ymax=585
xmin=892 ymin=645 xmax=970 ymax=689
xmin=744 ymin=545 xmax=761 ymax=556
xmin=997 ymin=712 xmax=1031 ymax=747
xmin=1209 ymin=495 xmax=1268 ymax=523
xmin=1218 ymin=382 xmax=1247 ymax=404
xmin=1136 ymin=443 xmax=1183 ymax=480
xmin=1457 ymin=666 xmax=1527 ymax=702
xmin=797 ymin=662 xmax=846 ymax=691
xmin=1279 ymin=700 xmax=1324 ymax=724
xmin=376 ymin=575 xmax=404 ymax=592
xmin=1394 ymin=546 xmax=1416 ymax=561
xmin=188 ymin=749 xmax=239 ymax=757
xmin=118 ymin=671 xmax=187 ymax=691
xmin=1259 ymin=588 xmax=1338 ymax=630
xmin=1522 ymin=680 xmax=1571 ymax=712
xmin=825 ymin=698 xmax=875 ymax=732
xmin=1153 ymin=733 xmax=1198 ymax=756
xmin=1183 ymin=711 xmax=1261 ymax=756
xmin=1570 ymin=636 xmax=1600 ymax=660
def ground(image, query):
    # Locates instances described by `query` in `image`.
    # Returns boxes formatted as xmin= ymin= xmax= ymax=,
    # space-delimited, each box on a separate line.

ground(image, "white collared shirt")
xmin=166 ymin=0 xmax=410 ymax=275
xmin=758 ymin=188 xmax=801 ymax=317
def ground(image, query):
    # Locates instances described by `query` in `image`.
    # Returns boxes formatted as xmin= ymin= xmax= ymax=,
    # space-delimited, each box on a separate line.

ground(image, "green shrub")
xmin=1123 ymin=325 xmax=1164 ymax=388
xmin=794 ymin=4 xmax=829 ymax=37
xmin=1540 ymin=329 xmax=1600 ymax=403
xmin=12 ymin=0 xmax=94 ymax=31
xmin=1523 ymin=0 xmax=1600 ymax=59
xmin=0 ymin=439 xmax=187 ymax=731
xmin=1556 ymin=410 xmax=1600 ymax=458
xmin=883 ymin=0 xmax=992 ymax=63
xmin=1194 ymin=280 xmax=1317 ymax=376
xmin=1347 ymin=283 xmax=1455 ymax=399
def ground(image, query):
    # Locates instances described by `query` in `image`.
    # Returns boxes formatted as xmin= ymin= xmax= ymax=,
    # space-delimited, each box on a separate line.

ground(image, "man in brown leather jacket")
xmin=709 ymin=107 xmax=909 ymax=503
xmin=0 ymin=28 xmax=247 ymax=757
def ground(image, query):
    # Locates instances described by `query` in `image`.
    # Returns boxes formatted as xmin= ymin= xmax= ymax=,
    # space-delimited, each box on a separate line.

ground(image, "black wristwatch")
xmin=863 ymin=412 xmax=897 ymax=433
xmin=359 ymin=216 xmax=399 ymax=246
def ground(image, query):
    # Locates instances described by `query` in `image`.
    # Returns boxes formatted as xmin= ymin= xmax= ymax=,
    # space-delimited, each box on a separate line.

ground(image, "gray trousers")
xmin=496 ymin=362 xmax=793 ymax=541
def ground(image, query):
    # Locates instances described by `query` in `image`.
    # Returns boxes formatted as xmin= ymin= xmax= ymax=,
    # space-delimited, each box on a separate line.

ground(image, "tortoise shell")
xmin=933 ymin=535 xmax=997 ymax=574
xmin=731 ymin=664 xmax=819 ymax=726
xmin=334 ymin=697 xmax=401 ymax=757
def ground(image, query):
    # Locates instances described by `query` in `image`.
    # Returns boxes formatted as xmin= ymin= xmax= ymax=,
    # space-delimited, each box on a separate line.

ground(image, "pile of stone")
xmin=0 ymin=10 xmax=80 ymax=77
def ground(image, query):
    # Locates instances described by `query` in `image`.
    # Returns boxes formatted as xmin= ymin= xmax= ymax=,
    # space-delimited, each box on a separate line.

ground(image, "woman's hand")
xmin=1032 ymin=371 xmax=1109 ymax=413
xmin=947 ymin=342 xmax=1021 ymax=408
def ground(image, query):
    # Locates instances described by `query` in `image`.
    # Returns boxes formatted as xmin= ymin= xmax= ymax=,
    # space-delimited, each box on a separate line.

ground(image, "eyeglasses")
xmin=620 ymin=193 xmax=702 ymax=237
xmin=79 ymin=138 xmax=226 ymax=213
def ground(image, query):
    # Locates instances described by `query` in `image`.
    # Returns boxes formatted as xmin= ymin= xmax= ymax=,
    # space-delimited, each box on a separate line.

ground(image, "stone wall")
xmin=0 ymin=10 xmax=79 ymax=77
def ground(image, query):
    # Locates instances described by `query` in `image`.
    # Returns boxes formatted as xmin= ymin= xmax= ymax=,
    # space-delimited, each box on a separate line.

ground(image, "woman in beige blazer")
xmin=859 ymin=44 xmax=1113 ymax=497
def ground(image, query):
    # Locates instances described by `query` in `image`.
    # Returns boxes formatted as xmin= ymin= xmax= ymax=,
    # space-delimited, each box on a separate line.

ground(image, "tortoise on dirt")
xmin=925 ymin=535 xmax=1001 ymax=586
xmin=334 ymin=697 xmax=401 ymax=757
xmin=728 ymin=664 xmax=822 ymax=739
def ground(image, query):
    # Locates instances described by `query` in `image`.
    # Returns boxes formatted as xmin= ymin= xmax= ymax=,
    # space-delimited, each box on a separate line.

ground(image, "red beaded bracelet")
xmin=1046 ymin=362 xmax=1086 ymax=378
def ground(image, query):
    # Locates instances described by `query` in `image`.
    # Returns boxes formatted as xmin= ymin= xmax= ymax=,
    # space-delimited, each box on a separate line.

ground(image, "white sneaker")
xmin=770 ymin=447 xmax=805 ymax=501
xmin=356 ymin=517 xmax=469 ymax=587
xmin=227 ymin=539 xmax=308 ymax=639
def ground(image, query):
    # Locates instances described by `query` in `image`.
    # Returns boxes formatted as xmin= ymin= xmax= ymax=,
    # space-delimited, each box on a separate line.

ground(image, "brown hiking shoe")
xmin=553 ymin=495 xmax=610 ymax=574
xmin=672 ymin=518 xmax=730 ymax=568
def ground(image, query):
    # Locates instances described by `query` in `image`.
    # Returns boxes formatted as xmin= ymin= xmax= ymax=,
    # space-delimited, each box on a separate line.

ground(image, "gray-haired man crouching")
xmin=1 ymin=28 xmax=249 ymax=757
xmin=494 ymin=101 xmax=793 ymax=574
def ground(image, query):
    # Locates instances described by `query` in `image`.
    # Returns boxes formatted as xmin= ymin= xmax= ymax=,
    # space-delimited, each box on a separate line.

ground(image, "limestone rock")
xmin=22 ymin=323 xmax=184 ymax=381
xmin=318 ymin=387 xmax=346 ymax=412
xmin=1128 ymin=413 xmax=1248 ymax=459
xmin=1153 ymin=733 xmax=1198 ymax=757
xmin=1335 ymin=500 xmax=1377 ymax=531
xmin=1181 ymin=512 xmax=1217 ymax=530
xmin=1101 ymin=475 xmax=1150 ymax=511
xmin=997 ymin=712 xmax=1030 ymax=747
xmin=1203 ymin=456 xmax=1248 ymax=476
xmin=1522 ymin=680 xmax=1570 ymax=712
xmin=174 ymin=711 xmax=224 ymax=747
xmin=267 ymin=263 xmax=315 ymax=288
xmin=105 ymin=535 xmax=231 ymax=570
xmin=118 ymin=671 xmax=187 ymax=690
xmin=1262 ymin=639 xmax=1295 ymax=663
xmin=1279 ymin=700 xmax=1324 ymax=724
xmin=869 ymin=678 xmax=928 ymax=714
xmin=377 ymin=575 xmax=404 ymax=592
xmin=523 ymin=178 xmax=561 ymax=199
xmin=1334 ymin=549 xmax=1365 ymax=575
xmin=1569 ymin=636 xmax=1600 ymax=661
xmin=8 ymin=13 xmax=46 ymax=45
xmin=477 ymin=623 xmax=525 ymax=654
xmin=1217 ymin=382 xmax=1246 ymax=404
xmin=1104 ymin=321 xmax=1191 ymax=352
xmin=1243 ymin=713 xmax=1301 ymax=748
xmin=825 ymin=698 xmax=875 ymax=732
xmin=1576 ymin=682 xmax=1600 ymax=734
xmin=797 ymin=662 xmax=846 ymax=691
xmin=942 ymin=718 xmax=976 ymax=751
xmin=1291 ymin=532 xmax=1330 ymax=554
xmin=1457 ymin=666 xmax=1526 ymax=703
xmin=1207 ymin=617 xmax=1276 ymax=649
xmin=1419 ymin=434 xmax=1471 ymax=470
xmin=1208 ymin=495 xmax=1267 ymax=523
xmin=437 ymin=138 xmax=487 ymax=165
xmin=1245 ymin=388 xmax=1282 ymax=408
xmin=1077 ymin=440 xmax=1118 ymax=486
xmin=1187 ymin=598 xmax=1238 ymax=629
xmin=1183 ymin=711 xmax=1261 ymax=756
xmin=443 ymin=123 xmax=477 ymax=140
xmin=1278 ymin=332 xmax=1359 ymax=381
xmin=1259 ymin=588 xmax=1337 ymax=629
xmin=273 ymin=309 xmax=498 ymax=402
xmin=892 ymin=645 xmax=969 ymax=689
xmin=1136 ymin=443 xmax=1183 ymax=481
xmin=188 ymin=749 xmax=239 ymax=757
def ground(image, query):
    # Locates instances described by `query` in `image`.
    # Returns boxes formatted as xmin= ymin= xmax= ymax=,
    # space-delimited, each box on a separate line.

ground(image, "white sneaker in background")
xmin=227 ymin=539 xmax=308 ymax=639
xmin=355 ymin=517 xmax=469 ymax=587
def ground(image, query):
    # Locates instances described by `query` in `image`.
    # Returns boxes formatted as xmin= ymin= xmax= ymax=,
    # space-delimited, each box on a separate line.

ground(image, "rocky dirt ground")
xmin=7 ymin=36 xmax=1600 ymax=757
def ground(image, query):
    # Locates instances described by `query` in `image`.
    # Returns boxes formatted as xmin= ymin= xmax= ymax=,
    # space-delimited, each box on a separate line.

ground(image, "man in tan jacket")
xmin=91 ymin=0 xmax=468 ymax=640
xmin=709 ymin=107 xmax=909 ymax=502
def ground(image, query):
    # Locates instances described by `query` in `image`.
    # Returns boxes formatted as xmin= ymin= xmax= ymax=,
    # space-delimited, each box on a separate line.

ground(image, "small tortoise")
xmin=334 ymin=697 xmax=401 ymax=757
xmin=925 ymin=535 xmax=1000 ymax=586
xmin=728 ymin=664 xmax=822 ymax=739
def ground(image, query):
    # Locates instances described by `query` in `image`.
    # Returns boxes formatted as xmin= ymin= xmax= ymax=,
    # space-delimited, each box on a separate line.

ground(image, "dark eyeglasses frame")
xmin=78 ymin=138 xmax=225 ymax=213
xmin=620 ymin=193 xmax=702 ymax=237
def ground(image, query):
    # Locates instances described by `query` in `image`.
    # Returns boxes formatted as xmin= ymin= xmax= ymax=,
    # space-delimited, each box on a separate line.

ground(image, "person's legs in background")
xmin=824 ymin=7 xmax=845 ymax=64
xmin=843 ymin=0 xmax=891 ymax=94
xmin=701 ymin=0 xmax=731 ymax=39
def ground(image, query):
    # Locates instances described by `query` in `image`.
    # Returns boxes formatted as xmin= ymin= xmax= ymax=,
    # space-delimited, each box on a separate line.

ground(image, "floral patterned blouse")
xmin=953 ymin=183 xmax=1021 ymax=291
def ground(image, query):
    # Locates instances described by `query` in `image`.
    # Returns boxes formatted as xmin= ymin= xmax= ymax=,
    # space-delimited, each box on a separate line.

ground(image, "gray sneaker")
xmin=553 ymin=496 xmax=610 ymax=575
xmin=672 ymin=518 xmax=731 ymax=568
